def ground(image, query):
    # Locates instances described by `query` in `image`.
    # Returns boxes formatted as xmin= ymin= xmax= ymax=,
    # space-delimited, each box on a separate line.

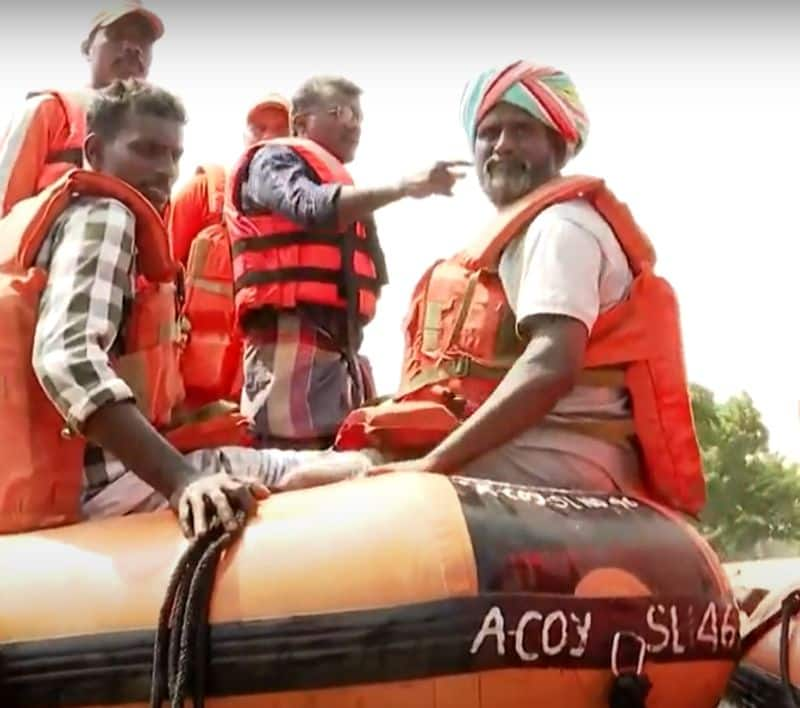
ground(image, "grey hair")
xmin=291 ymin=75 xmax=362 ymax=115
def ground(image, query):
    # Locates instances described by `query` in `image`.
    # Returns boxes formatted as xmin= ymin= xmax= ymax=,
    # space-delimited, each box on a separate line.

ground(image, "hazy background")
xmin=2 ymin=1 xmax=799 ymax=457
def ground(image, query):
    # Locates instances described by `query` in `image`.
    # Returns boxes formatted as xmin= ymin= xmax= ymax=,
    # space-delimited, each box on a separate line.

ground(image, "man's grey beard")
xmin=481 ymin=160 xmax=539 ymax=207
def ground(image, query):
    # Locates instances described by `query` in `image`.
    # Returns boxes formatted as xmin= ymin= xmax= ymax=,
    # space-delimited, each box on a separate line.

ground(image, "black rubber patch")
xmin=452 ymin=476 xmax=721 ymax=597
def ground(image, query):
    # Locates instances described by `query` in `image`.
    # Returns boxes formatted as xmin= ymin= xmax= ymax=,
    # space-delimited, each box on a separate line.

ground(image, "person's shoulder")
xmin=173 ymin=169 xmax=210 ymax=201
xmin=23 ymin=90 xmax=63 ymax=107
xmin=22 ymin=88 xmax=90 ymax=116
xmin=250 ymin=143 xmax=305 ymax=168
xmin=534 ymin=198 xmax=613 ymax=240
xmin=4 ymin=91 xmax=63 ymax=125
xmin=63 ymin=196 xmax=136 ymax=233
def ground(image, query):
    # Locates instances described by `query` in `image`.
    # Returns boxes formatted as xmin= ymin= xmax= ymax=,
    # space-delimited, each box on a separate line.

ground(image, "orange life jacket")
xmin=27 ymin=90 xmax=89 ymax=192
xmin=225 ymin=137 xmax=383 ymax=328
xmin=0 ymin=169 xmax=250 ymax=534
xmin=335 ymin=176 xmax=706 ymax=516
xmin=179 ymin=164 xmax=243 ymax=405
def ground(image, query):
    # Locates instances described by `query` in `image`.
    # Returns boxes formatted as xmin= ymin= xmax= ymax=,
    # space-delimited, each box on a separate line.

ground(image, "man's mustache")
xmin=484 ymin=156 xmax=532 ymax=176
xmin=114 ymin=50 xmax=144 ymax=68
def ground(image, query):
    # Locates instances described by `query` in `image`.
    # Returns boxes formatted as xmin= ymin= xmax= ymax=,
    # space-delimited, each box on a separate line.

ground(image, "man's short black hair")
xmin=87 ymin=79 xmax=186 ymax=140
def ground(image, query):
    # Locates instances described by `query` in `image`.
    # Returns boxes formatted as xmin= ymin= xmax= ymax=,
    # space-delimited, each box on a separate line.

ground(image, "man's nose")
xmin=494 ymin=128 xmax=515 ymax=155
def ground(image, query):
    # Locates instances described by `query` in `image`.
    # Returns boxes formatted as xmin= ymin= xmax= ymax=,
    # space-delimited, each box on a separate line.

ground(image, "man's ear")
xmin=84 ymin=133 xmax=102 ymax=171
xmin=551 ymin=133 xmax=568 ymax=170
xmin=291 ymin=113 xmax=306 ymax=138
xmin=80 ymin=31 xmax=94 ymax=58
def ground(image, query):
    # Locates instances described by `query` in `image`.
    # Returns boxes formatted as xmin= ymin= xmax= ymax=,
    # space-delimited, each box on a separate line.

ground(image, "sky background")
xmin=2 ymin=1 xmax=799 ymax=458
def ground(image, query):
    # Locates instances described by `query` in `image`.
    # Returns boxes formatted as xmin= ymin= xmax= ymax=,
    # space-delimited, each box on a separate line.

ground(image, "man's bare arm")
xmin=423 ymin=314 xmax=588 ymax=474
xmin=334 ymin=160 xmax=470 ymax=227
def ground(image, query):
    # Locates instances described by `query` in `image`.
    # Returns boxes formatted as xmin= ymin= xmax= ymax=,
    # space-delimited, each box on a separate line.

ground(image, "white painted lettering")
xmin=570 ymin=612 xmax=592 ymax=657
xmin=646 ymin=604 xmax=671 ymax=653
xmin=514 ymin=610 xmax=543 ymax=661
xmin=720 ymin=605 xmax=738 ymax=649
xmin=670 ymin=605 xmax=686 ymax=654
xmin=608 ymin=496 xmax=639 ymax=510
xmin=576 ymin=496 xmax=609 ymax=509
xmin=547 ymin=495 xmax=570 ymax=510
xmin=516 ymin=488 xmax=534 ymax=503
xmin=501 ymin=486 xmax=519 ymax=503
xmin=542 ymin=611 xmax=569 ymax=656
xmin=696 ymin=602 xmax=719 ymax=652
xmin=473 ymin=481 xmax=500 ymax=498
xmin=470 ymin=606 xmax=506 ymax=656
xmin=530 ymin=491 xmax=547 ymax=506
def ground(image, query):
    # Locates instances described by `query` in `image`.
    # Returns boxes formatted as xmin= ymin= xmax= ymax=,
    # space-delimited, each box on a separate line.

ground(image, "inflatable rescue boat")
xmin=723 ymin=566 xmax=800 ymax=707
xmin=0 ymin=472 xmax=739 ymax=707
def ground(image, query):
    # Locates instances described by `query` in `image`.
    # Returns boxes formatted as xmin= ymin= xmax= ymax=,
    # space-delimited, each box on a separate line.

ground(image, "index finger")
xmin=209 ymin=488 xmax=238 ymax=532
xmin=178 ymin=493 xmax=193 ymax=539
xmin=441 ymin=160 xmax=473 ymax=167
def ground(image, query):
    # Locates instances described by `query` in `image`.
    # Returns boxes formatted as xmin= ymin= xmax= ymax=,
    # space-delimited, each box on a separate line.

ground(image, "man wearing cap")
xmin=0 ymin=1 xmax=163 ymax=217
xmin=168 ymin=94 xmax=291 ymax=407
xmin=318 ymin=60 xmax=704 ymax=516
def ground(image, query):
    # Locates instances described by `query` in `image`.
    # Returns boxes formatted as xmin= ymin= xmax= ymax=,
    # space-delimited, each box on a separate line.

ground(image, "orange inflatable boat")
xmin=723 ymin=567 xmax=800 ymax=707
xmin=0 ymin=473 xmax=738 ymax=707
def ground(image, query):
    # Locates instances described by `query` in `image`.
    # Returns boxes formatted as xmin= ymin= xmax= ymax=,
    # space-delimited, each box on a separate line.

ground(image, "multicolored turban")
xmin=460 ymin=60 xmax=589 ymax=158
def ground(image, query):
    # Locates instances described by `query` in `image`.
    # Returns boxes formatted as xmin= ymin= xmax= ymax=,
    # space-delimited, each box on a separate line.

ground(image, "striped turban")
xmin=460 ymin=60 xmax=589 ymax=159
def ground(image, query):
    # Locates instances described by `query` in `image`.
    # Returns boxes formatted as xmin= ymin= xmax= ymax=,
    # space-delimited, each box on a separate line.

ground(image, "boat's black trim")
xmin=0 ymin=594 xmax=738 ymax=707
xmin=724 ymin=663 xmax=800 ymax=707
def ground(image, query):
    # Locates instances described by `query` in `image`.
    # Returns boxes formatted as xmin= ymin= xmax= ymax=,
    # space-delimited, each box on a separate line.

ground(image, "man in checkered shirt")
xmin=31 ymin=79 xmax=376 ymax=537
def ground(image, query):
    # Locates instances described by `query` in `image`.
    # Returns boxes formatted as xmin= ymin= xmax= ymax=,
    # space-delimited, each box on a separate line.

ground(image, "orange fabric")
xmin=168 ymin=171 xmax=210 ymax=265
xmin=0 ymin=169 xmax=179 ymax=534
xmin=165 ymin=409 xmax=253 ymax=452
xmin=172 ymin=164 xmax=243 ymax=405
xmin=246 ymin=97 xmax=291 ymax=140
xmin=336 ymin=176 xmax=705 ymax=516
xmin=247 ymin=94 xmax=291 ymax=124
xmin=225 ymin=137 xmax=380 ymax=325
xmin=336 ymin=400 xmax=462 ymax=456
xmin=0 ymin=90 xmax=88 ymax=217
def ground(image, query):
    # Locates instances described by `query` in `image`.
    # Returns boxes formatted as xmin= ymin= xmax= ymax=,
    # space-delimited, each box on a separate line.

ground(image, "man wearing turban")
xmin=352 ymin=59 xmax=703 ymax=515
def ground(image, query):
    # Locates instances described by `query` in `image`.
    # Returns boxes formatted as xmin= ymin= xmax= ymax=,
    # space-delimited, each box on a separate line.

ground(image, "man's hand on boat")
xmin=367 ymin=455 xmax=438 ymax=477
xmin=83 ymin=402 xmax=269 ymax=539
xmin=171 ymin=472 xmax=270 ymax=538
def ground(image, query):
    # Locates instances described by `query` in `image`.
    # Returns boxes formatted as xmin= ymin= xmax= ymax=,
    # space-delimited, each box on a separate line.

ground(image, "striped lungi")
xmin=240 ymin=311 xmax=375 ymax=450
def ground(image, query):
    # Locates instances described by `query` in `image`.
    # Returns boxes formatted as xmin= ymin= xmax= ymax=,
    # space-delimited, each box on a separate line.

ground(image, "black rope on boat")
xmin=150 ymin=512 xmax=245 ymax=708
xmin=780 ymin=590 xmax=800 ymax=708
xmin=609 ymin=673 xmax=652 ymax=708
xmin=608 ymin=631 xmax=651 ymax=708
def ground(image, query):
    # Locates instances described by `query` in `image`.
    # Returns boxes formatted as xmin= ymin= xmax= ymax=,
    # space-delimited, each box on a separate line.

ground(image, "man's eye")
xmin=133 ymin=142 xmax=156 ymax=157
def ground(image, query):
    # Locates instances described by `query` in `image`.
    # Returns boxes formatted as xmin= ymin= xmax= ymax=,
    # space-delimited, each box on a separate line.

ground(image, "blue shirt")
xmin=241 ymin=145 xmax=341 ymax=227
